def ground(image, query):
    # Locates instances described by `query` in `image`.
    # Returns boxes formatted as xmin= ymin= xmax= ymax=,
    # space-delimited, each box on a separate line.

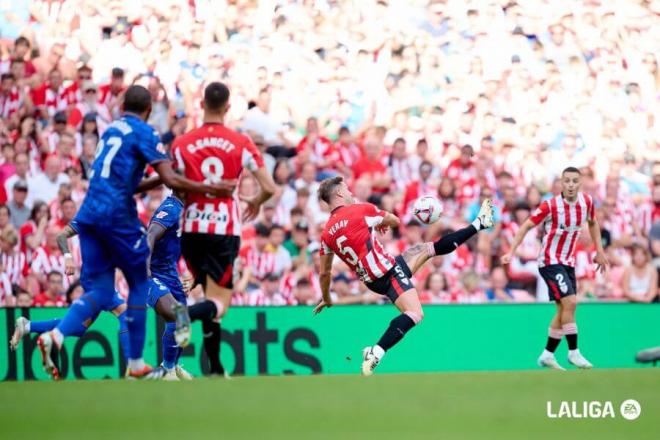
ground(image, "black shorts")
xmin=365 ymin=255 xmax=415 ymax=303
xmin=181 ymin=233 xmax=240 ymax=289
xmin=539 ymin=264 xmax=577 ymax=302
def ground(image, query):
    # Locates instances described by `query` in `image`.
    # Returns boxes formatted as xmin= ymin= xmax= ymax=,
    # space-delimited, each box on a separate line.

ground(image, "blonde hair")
xmin=1 ymin=227 xmax=18 ymax=247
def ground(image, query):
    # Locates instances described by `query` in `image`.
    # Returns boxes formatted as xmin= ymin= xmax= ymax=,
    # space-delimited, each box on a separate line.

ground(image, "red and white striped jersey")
xmin=388 ymin=157 xmax=415 ymax=191
xmin=0 ymin=86 xmax=22 ymax=119
xmin=242 ymin=245 xmax=277 ymax=281
xmin=320 ymin=203 xmax=396 ymax=283
xmin=31 ymin=246 xmax=68 ymax=288
xmin=31 ymin=83 xmax=68 ymax=117
xmin=172 ymin=123 xmax=264 ymax=236
xmin=98 ymin=84 xmax=125 ymax=107
xmin=529 ymin=192 xmax=595 ymax=267
xmin=0 ymin=272 xmax=12 ymax=306
xmin=1 ymin=250 xmax=29 ymax=285
xmin=245 ymin=289 xmax=291 ymax=306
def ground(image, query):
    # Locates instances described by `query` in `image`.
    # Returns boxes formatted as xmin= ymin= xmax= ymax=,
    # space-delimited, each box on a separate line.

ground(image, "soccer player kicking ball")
xmin=501 ymin=167 xmax=610 ymax=370
xmin=313 ymin=176 xmax=494 ymax=375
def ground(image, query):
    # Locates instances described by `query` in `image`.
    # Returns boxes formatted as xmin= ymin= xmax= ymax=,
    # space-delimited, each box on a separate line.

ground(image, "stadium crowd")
xmin=0 ymin=0 xmax=659 ymax=308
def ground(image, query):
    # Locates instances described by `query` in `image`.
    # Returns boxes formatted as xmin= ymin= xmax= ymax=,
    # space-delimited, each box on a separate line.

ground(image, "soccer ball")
xmin=412 ymin=196 xmax=443 ymax=225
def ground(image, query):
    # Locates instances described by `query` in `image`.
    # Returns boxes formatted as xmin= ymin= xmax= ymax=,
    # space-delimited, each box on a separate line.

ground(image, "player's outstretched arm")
xmin=135 ymin=175 xmax=163 ymax=193
xmin=501 ymin=219 xmax=535 ymax=265
xmin=153 ymin=161 xmax=237 ymax=197
xmin=374 ymin=212 xmax=400 ymax=233
xmin=56 ymin=224 xmax=78 ymax=276
xmin=313 ymin=253 xmax=334 ymax=315
xmin=242 ymin=167 xmax=279 ymax=222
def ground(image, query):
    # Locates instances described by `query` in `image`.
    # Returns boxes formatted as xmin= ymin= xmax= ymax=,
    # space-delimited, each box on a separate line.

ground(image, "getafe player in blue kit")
xmin=10 ymin=221 xmax=131 ymax=369
xmin=34 ymin=85 xmax=234 ymax=379
xmin=12 ymin=196 xmax=192 ymax=380
xmin=143 ymin=190 xmax=194 ymax=380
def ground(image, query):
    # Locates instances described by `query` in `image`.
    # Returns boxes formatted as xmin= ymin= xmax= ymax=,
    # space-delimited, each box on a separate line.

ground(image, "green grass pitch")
xmin=1 ymin=369 xmax=657 ymax=440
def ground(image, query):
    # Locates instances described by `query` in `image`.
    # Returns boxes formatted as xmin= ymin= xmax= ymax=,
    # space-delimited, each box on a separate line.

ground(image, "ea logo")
xmin=619 ymin=399 xmax=641 ymax=420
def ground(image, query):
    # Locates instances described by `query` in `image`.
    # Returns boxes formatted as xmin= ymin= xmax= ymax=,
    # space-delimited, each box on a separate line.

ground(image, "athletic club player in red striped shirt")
xmin=313 ymin=176 xmax=495 ymax=375
xmin=501 ymin=166 xmax=610 ymax=370
xmin=171 ymin=82 xmax=277 ymax=376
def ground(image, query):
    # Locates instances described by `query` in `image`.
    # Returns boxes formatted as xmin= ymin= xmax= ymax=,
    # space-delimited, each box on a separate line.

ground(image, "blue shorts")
xmin=147 ymin=277 xmax=186 ymax=308
xmin=77 ymin=221 xmax=149 ymax=296
xmin=105 ymin=291 xmax=125 ymax=311
xmin=86 ymin=291 xmax=125 ymax=322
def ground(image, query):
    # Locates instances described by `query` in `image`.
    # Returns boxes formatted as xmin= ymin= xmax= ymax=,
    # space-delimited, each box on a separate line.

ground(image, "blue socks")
xmin=125 ymin=280 xmax=148 ymax=360
xmin=116 ymin=312 xmax=130 ymax=360
xmin=162 ymin=322 xmax=181 ymax=370
xmin=56 ymin=293 xmax=101 ymax=337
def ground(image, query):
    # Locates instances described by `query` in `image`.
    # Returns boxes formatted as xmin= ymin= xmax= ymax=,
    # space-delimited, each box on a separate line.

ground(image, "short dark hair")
xmin=562 ymin=166 xmax=581 ymax=176
xmin=255 ymin=223 xmax=271 ymax=237
xmin=318 ymin=176 xmax=344 ymax=204
xmin=123 ymin=85 xmax=152 ymax=114
xmin=47 ymin=271 xmax=63 ymax=281
xmin=14 ymin=36 xmax=30 ymax=47
xmin=111 ymin=67 xmax=125 ymax=78
xmin=204 ymin=82 xmax=230 ymax=112
xmin=270 ymin=224 xmax=284 ymax=234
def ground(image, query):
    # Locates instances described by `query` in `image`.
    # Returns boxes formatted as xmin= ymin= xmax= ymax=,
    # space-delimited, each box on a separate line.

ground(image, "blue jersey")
xmin=76 ymin=114 xmax=168 ymax=226
xmin=150 ymin=195 xmax=183 ymax=286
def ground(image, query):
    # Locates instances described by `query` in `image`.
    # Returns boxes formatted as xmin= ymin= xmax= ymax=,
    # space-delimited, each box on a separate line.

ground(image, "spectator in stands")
xmin=28 ymin=155 xmax=69 ymax=204
xmin=0 ymin=227 xmax=28 ymax=286
xmin=621 ymin=244 xmax=658 ymax=303
xmin=247 ymin=273 xmax=289 ymax=306
xmin=5 ymin=153 xmax=33 ymax=205
xmin=421 ymin=272 xmax=451 ymax=304
xmin=21 ymin=200 xmax=48 ymax=255
xmin=32 ymin=270 xmax=66 ymax=307
xmin=15 ymin=290 xmax=32 ymax=308
xmin=0 ymin=204 xmax=10 ymax=232
xmin=7 ymin=179 xmax=30 ymax=228
xmin=293 ymin=278 xmax=317 ymax=306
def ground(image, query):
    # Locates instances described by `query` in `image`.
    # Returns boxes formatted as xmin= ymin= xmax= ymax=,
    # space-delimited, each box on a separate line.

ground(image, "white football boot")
xmin=173 ymin=303 xmax=191 ymax=348
xmin=568 ymin=350 xmax=593 ymax=369
xmin=175 ymin=364 xmax=194 ymax=380
xmin=10 ymin=317 xmax=29 ymax=351
xmin=476 ymin=198 xmax=495 ymax=229
xmin=361 ymin=346 xmax=380 ymax=376
xmin=537 ymin=351 xmax=566 ymax=371
xmin=36 ymin=332 xmax=60 ymax=380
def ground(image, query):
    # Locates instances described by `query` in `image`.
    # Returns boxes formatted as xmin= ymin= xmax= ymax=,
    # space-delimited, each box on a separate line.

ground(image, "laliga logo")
xmin=546 ymin=399 xmax=641 ymax=420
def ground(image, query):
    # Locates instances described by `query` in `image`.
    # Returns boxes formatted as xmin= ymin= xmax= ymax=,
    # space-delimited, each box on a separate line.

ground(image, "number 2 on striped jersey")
xmin=336 ymin=235 xmax=359 ymax=265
